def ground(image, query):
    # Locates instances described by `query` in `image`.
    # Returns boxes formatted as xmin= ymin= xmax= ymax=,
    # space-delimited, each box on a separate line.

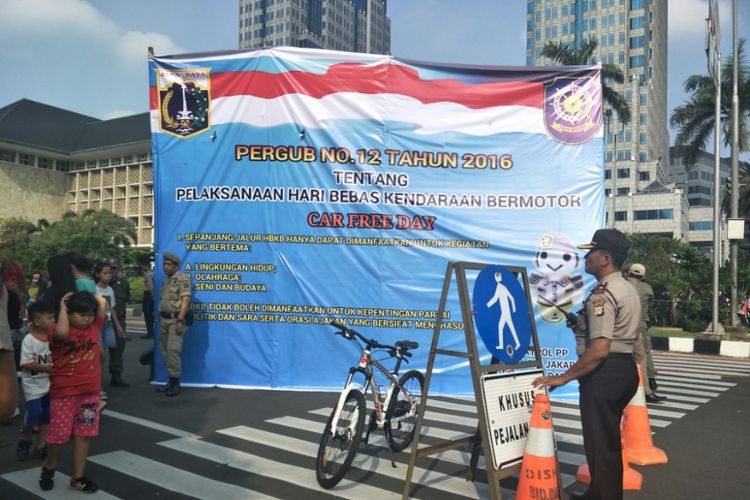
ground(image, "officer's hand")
xmin=175 ymin=322 xmax=185 ymax=335
xmin=532 ymin=374 xmax=567 ymax=391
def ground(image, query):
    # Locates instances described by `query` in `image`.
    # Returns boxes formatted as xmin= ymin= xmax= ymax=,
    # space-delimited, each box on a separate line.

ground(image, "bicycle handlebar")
xmin=329 ymin=320 xmax=415 ymax=357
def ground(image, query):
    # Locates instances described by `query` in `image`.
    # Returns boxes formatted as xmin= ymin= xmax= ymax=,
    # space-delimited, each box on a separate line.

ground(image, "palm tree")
xmin=541 ymin=36 xmax=631 ymax=124
xmin=670 ymin=39 xmax=750 ymax=166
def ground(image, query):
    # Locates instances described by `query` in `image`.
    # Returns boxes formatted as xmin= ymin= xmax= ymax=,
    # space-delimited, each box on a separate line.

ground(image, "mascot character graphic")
xmin=529 ymin=233 xmax=584 ymax=324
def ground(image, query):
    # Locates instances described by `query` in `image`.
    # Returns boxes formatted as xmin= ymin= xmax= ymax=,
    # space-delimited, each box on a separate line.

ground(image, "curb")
xmin=651 ymin=336 xmax=750 ymax=358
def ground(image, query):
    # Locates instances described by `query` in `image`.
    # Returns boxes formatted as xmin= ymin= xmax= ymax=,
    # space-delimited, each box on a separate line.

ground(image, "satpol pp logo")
xmin=156 ymin=68 xmax=211 ymax=139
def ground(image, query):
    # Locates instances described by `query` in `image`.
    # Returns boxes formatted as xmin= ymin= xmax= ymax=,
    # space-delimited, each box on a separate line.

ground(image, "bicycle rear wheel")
xmin=315 ymin=389 xmax=366 ymax=489
xmin=386 ymin=370 xmax=424 ymax=452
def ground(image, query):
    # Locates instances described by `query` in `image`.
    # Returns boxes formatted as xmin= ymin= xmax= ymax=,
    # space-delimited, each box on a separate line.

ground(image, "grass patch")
xmin=649 ymin=328 xmax=698 ymax=339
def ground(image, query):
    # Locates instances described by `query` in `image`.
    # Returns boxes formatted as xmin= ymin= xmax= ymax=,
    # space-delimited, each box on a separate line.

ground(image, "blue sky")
xmin=0 ymin=0 xmax=747 ymax=153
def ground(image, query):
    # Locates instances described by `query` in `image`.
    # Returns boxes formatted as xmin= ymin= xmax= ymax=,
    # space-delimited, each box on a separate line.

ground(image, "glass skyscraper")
xmin=239 ymin=0 xmax=390 ymax=54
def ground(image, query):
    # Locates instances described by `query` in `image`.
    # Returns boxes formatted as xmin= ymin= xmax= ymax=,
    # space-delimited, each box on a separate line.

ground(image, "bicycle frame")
xmin=328 ymin=344 xmax=412 ymax=437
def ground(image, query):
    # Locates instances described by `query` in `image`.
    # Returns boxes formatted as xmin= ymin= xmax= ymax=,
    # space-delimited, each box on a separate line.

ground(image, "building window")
xmin=605 ymin=169 xmax=612 ymax=179
xmin=638 ymin=171 xmax=650 ymax=181
xmin=634 ymin=209 xmax=674 ymax=220
xmin=38 ymin=157 xmax=52 ymax=169
xmin=639 ymin=132 xmax=648 ymax=145
xmin=605 ymin=188 xmax=612 ymax=197
xmin=630 ymin=35 xmax=645 ymax=48
xmin=615 ymin=211 xmax=628 ymax=221
xmin=630 ymin=0 xmax=645 ymax=9
xmin=618 ymin=168 xmax=630 ymax=179
xmin=689 ymin=221 xmax=713 ymax=231
xmin=640 ymin=113 xmax=648 ymax=125
xmin=87 ymin=160 xmax=97 ymax=170
xmin=138 ymin=153 xmax=149 ymax=163
xmin=640 ymin=93 xmax=648 ymax=105
xmin=617 ymin=187 xmax=630 ymax=195
xmin=630 ymin=55 xmax=645 ymax=68
xmin=57 ymin=161 xmax=71 ymax=172
xmin=0 ymin=149 xmax=15 ymax=162
xmin=99 ymin=158 xmax=110 ymax=168
xmin=123 ymin=155 xmax=133 ymax=164
xmin=19 ymin=154 xmax=34 ymax=166
xmin=630 ymin=16 xmax=644 ymax=29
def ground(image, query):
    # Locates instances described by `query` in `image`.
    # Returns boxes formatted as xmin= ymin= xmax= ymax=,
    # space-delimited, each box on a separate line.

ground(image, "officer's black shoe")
xmin=110 ymin=374 xmax=130 ymax=388
xmin=156 ymin=379 xmax=173 ymax=393
xmin=648 ymin=377 xmax=658 ymax=391
xmin=646 ymin=393 xmax=668 ymax=403
xmin=166 ymin=378 xmax=181 ymax=397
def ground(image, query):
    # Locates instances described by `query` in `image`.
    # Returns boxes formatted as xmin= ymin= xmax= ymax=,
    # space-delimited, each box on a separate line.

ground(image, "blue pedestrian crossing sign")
xmin=472 ymin=265 xmax=533 ymax=364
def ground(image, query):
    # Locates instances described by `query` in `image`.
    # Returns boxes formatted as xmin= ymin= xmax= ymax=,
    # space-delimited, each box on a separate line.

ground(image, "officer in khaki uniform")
xmin=157 ymin=252 xmax=192 ymax=397
xmin=625 ymin=263 xmax=667 ymax=403
xmin=535 ymin=229 xmax=639 ymax=500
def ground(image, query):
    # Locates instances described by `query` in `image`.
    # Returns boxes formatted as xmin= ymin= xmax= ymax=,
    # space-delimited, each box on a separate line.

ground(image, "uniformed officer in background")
xmin=157 ymin=252 xmax=192 ymax=397
xmin=626 ymin=263 xmax=667 ymax=403
xmin=534 ymin=229 xmax=639 ymax=500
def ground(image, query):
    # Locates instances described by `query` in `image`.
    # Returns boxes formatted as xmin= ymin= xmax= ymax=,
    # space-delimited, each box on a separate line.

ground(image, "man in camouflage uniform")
xmin=627 ymin=263 xmax=666 ymax=403
xmin=157 ymin=252 xmax=192 ymax=397
xmin=535 ymin=229 xmax=639 ymax=500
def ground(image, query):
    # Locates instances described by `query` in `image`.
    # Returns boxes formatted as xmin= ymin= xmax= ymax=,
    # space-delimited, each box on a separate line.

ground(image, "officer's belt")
xmin=160 ymin=312 xmax=180 ymax=319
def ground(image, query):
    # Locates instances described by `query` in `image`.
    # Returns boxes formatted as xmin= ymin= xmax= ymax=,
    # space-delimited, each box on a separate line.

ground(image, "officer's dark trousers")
xmin=578 ymin=353 xmax=638 ymax=500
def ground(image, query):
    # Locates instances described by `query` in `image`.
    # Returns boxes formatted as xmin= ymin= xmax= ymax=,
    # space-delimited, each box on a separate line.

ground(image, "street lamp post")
xmin=605 ymin=105 xmax=628 ymax=229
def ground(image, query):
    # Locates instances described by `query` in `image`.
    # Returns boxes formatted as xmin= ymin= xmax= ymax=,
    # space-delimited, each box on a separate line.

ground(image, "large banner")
xmin=149 ymin=48 xmax=604 ymax=396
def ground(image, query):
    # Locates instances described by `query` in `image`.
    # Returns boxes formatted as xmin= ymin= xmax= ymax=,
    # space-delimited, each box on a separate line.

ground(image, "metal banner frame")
xmin=401 ymin=261 xmax=563 ymax=500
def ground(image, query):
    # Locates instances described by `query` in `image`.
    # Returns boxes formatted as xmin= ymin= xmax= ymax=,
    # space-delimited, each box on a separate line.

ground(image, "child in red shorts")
xmin=40 ymin=291 xmax=107 ymax=494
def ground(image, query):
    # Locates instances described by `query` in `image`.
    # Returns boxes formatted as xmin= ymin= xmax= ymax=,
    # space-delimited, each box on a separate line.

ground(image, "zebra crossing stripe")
xmin=159 ymin=435 xmax=405 ymax=500
xmin=89 ymin=450 xmax=281 ymax=500
xmin=548 ymin=402 xmax=684 ymax=421
xmin=656 ymin=386 xmax=721 ymax=397
xmin=655 ymin=359 xmax=750 ymax=371
xmin=658 ymin=380 xmax=729 ymax=392
xmin=102 ymin=409 xmax=198 ymax=438
xmin=658 ymin=375 xmax=736 ymax=387
xmin=0 ymin=468 xmax=121 ymax=499
xmin=655 ymin=365 xmax=748 ymax=377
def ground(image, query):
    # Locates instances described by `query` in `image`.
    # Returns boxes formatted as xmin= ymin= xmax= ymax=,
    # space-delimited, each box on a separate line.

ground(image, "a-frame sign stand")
xmin=401 ymin=261 xmax=563 ymax=499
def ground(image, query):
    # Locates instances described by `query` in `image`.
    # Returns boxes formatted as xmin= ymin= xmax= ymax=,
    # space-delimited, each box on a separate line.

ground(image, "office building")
xmin=238 ymin=0 xmax=390 ymax=54
xmin=526 ymin=0 xmax=682 ymax=238
xmin=0 ymin=99 xmax=153 ymax=247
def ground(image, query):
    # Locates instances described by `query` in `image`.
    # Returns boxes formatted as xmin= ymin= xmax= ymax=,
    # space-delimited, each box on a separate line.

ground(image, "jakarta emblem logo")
xmin=544 ymin=76 xmax=602 ymax=144
xmin=156 ymin=68 xmax=211 ymax=139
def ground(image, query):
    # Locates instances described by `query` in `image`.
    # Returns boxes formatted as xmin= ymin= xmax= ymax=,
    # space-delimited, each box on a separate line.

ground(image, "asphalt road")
xmin=1 ymin=320 xmax=748 ymax=499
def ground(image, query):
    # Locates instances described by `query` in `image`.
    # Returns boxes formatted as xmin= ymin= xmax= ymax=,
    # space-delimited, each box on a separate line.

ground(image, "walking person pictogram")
xmin=486 ymin=272 xmax=521 ymax=356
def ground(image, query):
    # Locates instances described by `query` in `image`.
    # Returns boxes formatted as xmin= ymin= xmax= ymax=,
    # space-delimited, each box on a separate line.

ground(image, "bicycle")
xmin=315 ymin=320 xmax=424 ymax=489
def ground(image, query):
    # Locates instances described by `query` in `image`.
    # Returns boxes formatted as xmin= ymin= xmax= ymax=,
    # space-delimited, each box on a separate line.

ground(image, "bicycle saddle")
xmin=395 ymin=340 xmax=419 ymax=350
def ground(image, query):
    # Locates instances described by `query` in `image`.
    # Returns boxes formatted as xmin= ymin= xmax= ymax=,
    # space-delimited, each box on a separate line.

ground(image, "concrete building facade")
xmin=0 ymin=99 xmax=153 ymax=247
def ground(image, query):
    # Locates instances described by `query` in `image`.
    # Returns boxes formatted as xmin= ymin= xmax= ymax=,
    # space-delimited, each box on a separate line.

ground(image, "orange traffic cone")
xmin=623 ymin=366 xmax=668 ymax=465
xmin=575 ymin=423 xmax=643 ymax=490
xmin=516 ymin=393 xmax=561 ymax=500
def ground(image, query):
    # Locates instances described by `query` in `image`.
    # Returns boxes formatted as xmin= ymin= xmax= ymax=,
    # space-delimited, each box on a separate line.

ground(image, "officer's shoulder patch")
xmin=592 ymin=297 xmax=606 ymax=317
xmin=592 ymin=282 xmax=608 ymax=294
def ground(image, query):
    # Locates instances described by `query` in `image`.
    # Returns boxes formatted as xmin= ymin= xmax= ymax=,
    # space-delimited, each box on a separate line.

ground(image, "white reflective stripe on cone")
xmin=628 ymin=385 xmax=647 ymax=407
xmin=523 ymin=426 xmax=555 ymax=457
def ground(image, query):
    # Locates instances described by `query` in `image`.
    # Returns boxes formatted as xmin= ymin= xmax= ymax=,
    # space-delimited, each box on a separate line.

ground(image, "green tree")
xmin=541 ymin=36 xmax=631 ymax=124
xmin=670 ymin=39 xmax=750 ymax=166
xmin=627 ymin=234 xmax=715 ymax=331
xmin=0 ymin=210 xmax=137 ymax=277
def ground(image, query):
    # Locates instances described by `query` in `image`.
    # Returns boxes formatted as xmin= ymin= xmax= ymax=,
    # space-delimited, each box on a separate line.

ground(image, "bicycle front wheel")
xmin=315 ymin=389 xmax=366 ymax=489
xmin=386 ymin=370 xmax=424 ymax=452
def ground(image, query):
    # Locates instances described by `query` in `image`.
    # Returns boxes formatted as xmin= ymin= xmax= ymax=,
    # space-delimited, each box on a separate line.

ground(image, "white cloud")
xmin=668 ymin=0 xmax=732 ymax=41
xmin=117 ymin=31 xmax=183 ymax=68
